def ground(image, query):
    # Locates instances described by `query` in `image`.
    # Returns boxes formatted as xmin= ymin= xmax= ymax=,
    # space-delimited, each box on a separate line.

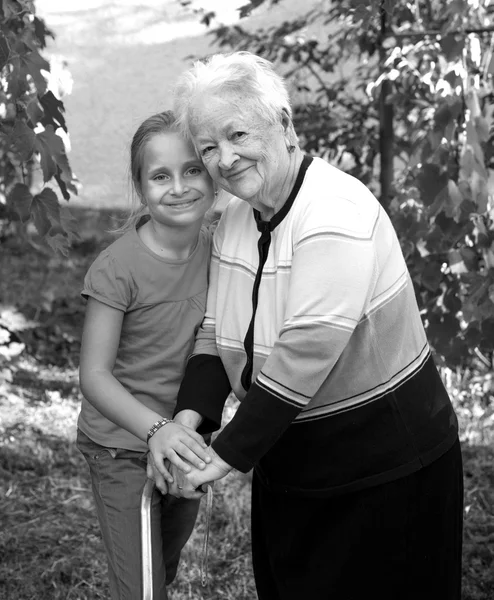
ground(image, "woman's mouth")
xmin=225 ymin=166 xmax=252 ymax=180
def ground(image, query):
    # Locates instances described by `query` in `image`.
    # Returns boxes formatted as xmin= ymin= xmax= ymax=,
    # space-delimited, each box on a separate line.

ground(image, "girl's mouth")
xmin=166 ymin=198 xmax=198 ymax=209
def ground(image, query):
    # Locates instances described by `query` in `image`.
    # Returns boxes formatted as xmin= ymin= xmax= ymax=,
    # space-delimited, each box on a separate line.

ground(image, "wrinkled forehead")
xmin=188 ymin=90 xmax=264 ymax=138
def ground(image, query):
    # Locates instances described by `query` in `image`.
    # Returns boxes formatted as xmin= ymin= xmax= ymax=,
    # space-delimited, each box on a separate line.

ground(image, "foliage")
xmin=0 ymin=195 xmax=492 ymax=600
xmin=191 ymin=0 xmax=494 ymax=371
xmin=0 ymin=0 xmax=79 ymax=255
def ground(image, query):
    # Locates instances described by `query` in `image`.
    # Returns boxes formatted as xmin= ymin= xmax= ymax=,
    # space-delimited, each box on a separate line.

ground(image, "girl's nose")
xmin=171 ymin=177 xmax=189 ymax=196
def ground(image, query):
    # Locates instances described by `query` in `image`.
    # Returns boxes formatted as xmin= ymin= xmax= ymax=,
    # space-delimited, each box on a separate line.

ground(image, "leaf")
xmin=421 ymin=260 xmax=443 ymax=292
xmin=34 ymin=125 xmax=71 ymax=183
xmin=54 ymin=171 xmax=70 ymax=200
xmin=475 ymin=116 xmax=490 ymax=143
xmin=448 ymin=249 xmax=468 ymax=275
xmin=444 ymin=180 xmax=463 ymax=221
xmin=439 ymin=33 xmax=464 ymax=62
xmin=0 ymin=30 xmax=10 ymax=70
xmin=32 ymin=187 xmax=61 ymax=228
xmin=26 ymin=97 xmax=43 ymax=127
xmin=238 ymin=0 xmax=266 ymax=19
xmin=2 ymin=0 xmax=18 ymax=19
xmin=39 ymin=90 xmax=67 ymax=132
xmin=487 ymin=53 xmax=494 ymax=77
xmin=45 ymin=232 xmax=70 ymax=256
xmin=460 ymin=247 xmax=479 ymax=271
xmin=416 ymin=163 xmax=449 ymax=206
xmin=33 ymin=16 xmax=55 ymax=49
xmin=20 ymin=45 xmax=49 ymax=96
xmin=7 ymin=183 xmax=32 ymax=222
xmin=9 ymin=118 xmax=36 ymax=162
xmin=433 ymin=98 xmax=462 ymax=134
xmin=30 ymin=194 xmax=51 ymax=236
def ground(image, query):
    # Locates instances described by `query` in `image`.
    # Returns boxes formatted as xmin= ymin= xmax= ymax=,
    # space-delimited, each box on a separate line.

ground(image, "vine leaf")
xmin=31 ymin=187 xmax=60 ymax=237
xmin=0 ymin=30 xmax=10 ymax=69
xmin=9 ymin=118 xmax=36 ymax=162
xmin=21 ymin=45 xmax=50 ymax=93
xmin=39 ymin=91 xmax=67 ymax=132
xmin=35 ymin=125 xmax=71 ymax=183
xmin=416 ymin=164 xmax=449 ymax=207
xmin=8 ymin=183 xmax=32 ymax=222
xmin=440 ymin=33 xmax=465 ymax=61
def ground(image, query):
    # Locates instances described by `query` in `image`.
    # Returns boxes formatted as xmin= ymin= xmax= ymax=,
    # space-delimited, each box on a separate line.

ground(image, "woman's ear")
xmin=281 ymin=108 xmax=296 ymax=152
xmin=281 ymin=108 xmax=291 ymax=133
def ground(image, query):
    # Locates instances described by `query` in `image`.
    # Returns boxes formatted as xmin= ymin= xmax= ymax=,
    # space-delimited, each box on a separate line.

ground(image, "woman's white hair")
xmin=173 ymin=51 xmax=296 ymax=142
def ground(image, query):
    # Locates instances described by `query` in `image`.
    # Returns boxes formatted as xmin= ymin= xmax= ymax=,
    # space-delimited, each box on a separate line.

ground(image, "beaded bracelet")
xmin=146 ymin=417 xmax=173 ymax=444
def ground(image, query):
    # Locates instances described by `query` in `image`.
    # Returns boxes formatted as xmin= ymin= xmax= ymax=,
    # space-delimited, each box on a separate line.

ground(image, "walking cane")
xmin=140 ymin=478 xmax=214 ymax=599
xmin=141 ymin=478 xmax=155 ymax=600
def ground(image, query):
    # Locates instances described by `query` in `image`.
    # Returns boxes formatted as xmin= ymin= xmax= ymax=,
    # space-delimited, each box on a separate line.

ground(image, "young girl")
xmin=77 ymin=110 xmax=216 ymax=599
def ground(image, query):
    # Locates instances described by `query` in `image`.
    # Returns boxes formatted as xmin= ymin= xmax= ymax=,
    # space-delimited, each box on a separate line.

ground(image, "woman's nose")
xmin=218 ymin=144 xmax=239 ymax=171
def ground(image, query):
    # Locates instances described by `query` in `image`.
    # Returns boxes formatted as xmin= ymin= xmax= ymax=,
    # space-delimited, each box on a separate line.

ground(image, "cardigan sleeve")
xmin=212 ymin=194 xmax=382 ymax=472
xmin=174 ymin=222 xmax=232 ymax=435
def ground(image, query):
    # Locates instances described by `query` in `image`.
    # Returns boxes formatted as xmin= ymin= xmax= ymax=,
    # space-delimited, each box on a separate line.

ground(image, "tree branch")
xmin=388 ymin=26 xmax=494 ymax=39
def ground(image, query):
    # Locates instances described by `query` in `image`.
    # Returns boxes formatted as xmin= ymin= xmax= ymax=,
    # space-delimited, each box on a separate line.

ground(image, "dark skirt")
xmin=251 ymin=438 xmax=463 ymax=600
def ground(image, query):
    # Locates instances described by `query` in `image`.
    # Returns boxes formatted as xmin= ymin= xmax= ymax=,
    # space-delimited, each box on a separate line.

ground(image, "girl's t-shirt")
xmin=78 ymin=224 xmax=211 ymax=452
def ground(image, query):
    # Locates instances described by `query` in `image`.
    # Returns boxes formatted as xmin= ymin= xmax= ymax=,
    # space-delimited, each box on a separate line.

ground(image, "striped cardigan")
xmin=176 ymin=155 xmax=458 ymax=497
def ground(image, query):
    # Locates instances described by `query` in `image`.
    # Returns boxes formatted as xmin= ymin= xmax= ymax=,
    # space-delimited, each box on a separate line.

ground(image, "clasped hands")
xmin=147 ymin=420 xmax=231 ymax=498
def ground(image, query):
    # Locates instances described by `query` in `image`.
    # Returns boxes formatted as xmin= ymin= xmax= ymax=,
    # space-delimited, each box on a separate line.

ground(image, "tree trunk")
xmin=379 ymin=2 xmax=394 ymax=212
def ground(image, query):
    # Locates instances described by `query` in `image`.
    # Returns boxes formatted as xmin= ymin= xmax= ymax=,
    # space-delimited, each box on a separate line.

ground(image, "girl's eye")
xmin=153 ymin=174 xmax=169 ymax=181
xmin=186 ymin=167 xmax=202 ymax=176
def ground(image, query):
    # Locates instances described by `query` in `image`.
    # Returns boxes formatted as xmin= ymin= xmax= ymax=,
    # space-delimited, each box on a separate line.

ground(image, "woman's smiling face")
xmin=189 ymin=93 xmax=290 ymax=210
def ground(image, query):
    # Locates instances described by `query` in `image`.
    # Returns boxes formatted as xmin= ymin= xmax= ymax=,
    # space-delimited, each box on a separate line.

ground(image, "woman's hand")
xmin=180 ymin=447 xmax=232 ymax=498
xmin=147 ymin=422 xmax=211 ymax=483
xmin=146 ymin=452 xmax=168 ymax=495
xmin=166 ymin=460 xmax=205 ymax=500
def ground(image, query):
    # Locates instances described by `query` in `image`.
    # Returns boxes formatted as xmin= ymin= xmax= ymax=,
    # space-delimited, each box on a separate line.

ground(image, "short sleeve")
xmin=81 ymin=250 xmax=131 ymax=310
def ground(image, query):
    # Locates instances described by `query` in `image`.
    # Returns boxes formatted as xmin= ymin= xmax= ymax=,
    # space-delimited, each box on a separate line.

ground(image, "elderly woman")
xmin=166 ymin=52 xmax=463 ymax=600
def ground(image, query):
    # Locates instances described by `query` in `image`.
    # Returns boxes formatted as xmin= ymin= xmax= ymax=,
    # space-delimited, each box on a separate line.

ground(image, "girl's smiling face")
xmin=189 ymin=93 xmax=291 ymax=212
xmin=140 ymin=130 xmax=215 ymax=229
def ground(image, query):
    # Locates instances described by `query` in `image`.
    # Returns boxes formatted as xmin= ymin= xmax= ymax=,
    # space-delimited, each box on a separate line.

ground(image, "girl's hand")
xmin=146 ymin=452 xmax=168 ymax=495
xmin=147 ymin=422 xmax=211 ymax=483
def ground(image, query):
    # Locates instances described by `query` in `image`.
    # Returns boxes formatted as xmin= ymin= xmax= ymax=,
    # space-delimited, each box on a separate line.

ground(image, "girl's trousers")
xmin=77 ymin=429 xmax=200 ymax=600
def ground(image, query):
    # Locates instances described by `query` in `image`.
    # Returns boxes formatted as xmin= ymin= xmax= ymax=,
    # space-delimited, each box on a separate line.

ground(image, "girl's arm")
xmin=79 ymin=298 xmax=210 ymax=480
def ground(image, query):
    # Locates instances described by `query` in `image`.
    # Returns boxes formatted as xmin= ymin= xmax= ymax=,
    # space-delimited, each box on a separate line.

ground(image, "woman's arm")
xmin=79 ymin=298 xmax=210 ymax=479
xmin=173 ymin=223 xmax=232 ymax=434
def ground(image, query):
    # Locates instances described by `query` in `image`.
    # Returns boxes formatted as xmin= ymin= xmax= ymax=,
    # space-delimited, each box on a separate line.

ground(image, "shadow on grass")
xmin=0 ymin=422 xmax=255 ymax=600
xmin=462 ymin=444 xmax=494 ymax=600
xmin=0 ymin=426 xmax=109 ymax=600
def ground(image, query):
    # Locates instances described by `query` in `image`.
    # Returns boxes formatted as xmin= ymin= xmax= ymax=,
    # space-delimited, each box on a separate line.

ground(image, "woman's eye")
xmin=233 ymin=131 xmax=246 ymax=140
xmin=201 ymin=146 xmax=215 ymax=156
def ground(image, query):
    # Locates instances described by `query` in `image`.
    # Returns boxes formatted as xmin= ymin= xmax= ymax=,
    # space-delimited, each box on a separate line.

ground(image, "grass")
xmin=1 ymin=208 xmax=494 ymax=599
